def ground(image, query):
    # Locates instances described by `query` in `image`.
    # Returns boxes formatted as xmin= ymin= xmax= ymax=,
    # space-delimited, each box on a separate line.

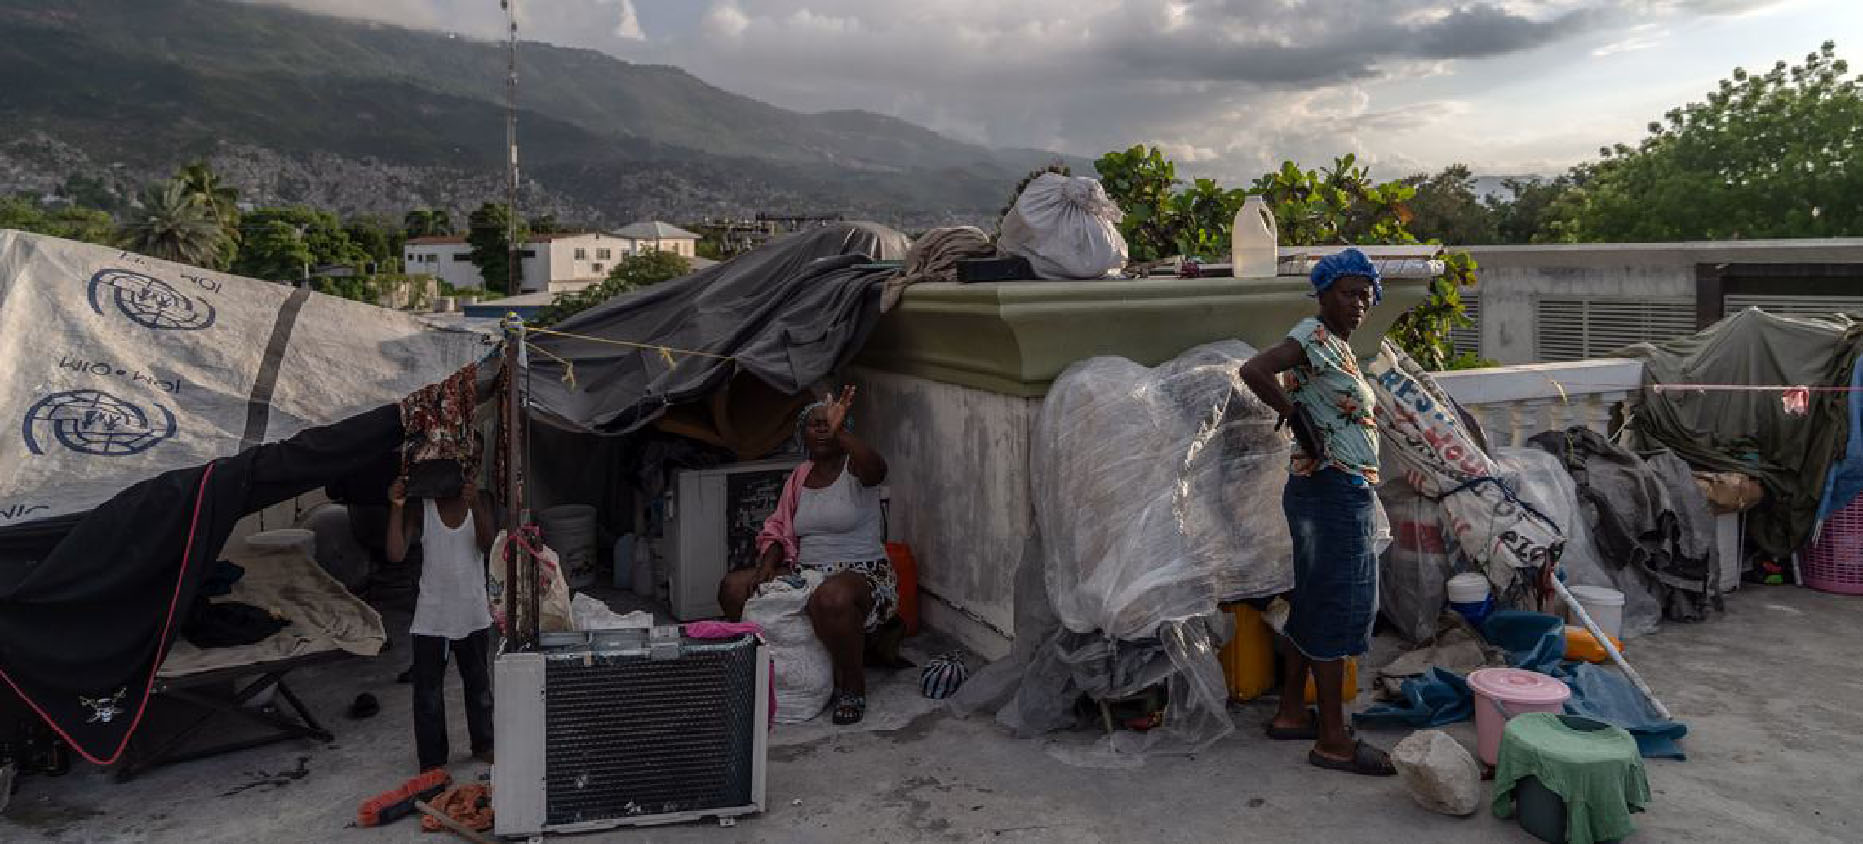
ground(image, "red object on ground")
xmin=886 ymin=542 xmax=920 ymax=636
xmin=358 ymin=769 xmax=452 ymax=828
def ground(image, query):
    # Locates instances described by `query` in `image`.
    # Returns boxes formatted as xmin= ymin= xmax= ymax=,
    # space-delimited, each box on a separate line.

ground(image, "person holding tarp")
xmin=1239 ymin=248 xmax=1396 ymax=776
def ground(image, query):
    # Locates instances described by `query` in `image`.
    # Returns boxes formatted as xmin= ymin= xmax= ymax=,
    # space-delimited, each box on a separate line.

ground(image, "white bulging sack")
xmin=997 ymin=173 xmax=1129 ymax=280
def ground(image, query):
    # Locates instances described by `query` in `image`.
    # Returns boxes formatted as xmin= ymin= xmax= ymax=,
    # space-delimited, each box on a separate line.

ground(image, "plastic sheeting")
xmin=1034 ymin=341 xmax=1293 ymax=637
xmin=1494 ymin=448 xmax=1662 ymax=638
xmin=1820 ymin=355 xmax=1863 ymax=520
xmin=953 ymin=341 xmax=1291 ymax=763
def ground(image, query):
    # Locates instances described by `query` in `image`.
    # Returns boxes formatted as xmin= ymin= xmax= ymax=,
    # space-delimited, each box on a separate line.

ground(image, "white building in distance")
xmin=403 ymin=221 xmax=701 ymax=293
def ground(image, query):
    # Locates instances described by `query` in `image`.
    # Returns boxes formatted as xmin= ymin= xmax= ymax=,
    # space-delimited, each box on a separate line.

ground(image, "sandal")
xmin=1307 ymin=739 xmax=1396 ymax=777
xmin=1263 ymin=708 xmax=1320 ymax=741
xmin=831 ymin=692 xmax=866 ymax=726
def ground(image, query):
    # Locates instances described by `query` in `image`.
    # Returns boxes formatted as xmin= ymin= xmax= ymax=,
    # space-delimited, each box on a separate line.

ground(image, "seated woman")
xmin=719 ymin=386 xmax=897 ymax=725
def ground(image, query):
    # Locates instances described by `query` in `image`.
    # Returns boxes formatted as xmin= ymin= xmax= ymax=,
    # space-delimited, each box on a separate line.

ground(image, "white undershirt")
xmin=410 ymin=499 xmax=492 ymax=639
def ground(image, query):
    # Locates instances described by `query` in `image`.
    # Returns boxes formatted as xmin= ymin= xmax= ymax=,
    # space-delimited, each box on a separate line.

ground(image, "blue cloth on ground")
xmin=1818 ymin=355 xmax=1863 ymax=521
xmin=1353 ymin=610 xmax=1689 ymax=759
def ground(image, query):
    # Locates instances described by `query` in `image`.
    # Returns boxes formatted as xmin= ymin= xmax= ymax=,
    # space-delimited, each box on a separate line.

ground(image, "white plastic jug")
xmin=1231 ymin=195 xmax=1279 ymax=278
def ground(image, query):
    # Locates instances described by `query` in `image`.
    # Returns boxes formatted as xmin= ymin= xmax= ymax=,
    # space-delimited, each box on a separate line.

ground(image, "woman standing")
xmin=1238 ymin=247 xmax=1395 ymax=776
xmin=718 ymin=386 xmax=898 ymax=725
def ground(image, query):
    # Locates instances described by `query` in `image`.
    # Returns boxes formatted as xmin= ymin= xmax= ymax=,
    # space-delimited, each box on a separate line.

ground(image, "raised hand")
xmin=823 ymin=384 xmax=856 ymax=433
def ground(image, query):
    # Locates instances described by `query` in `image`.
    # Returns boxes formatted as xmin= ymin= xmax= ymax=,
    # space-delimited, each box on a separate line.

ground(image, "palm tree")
xmin=177 ymin=162 xmax=239 ymax=226
xmin=120 ymin=180 xmax=226 ymax=268
xmin=177 ymin=162 xmax=240 ymax=268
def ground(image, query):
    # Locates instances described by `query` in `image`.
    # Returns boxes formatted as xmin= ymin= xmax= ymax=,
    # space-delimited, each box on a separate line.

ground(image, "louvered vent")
xmin=1535 ymin=296 xmax=1695 ymax=362
xmin=1450 ymin=292 xmax=1481 ymax=358
xmin=1723 ymin=295 xmax=1863 ymax=320
xmin=542 ymin=635 xmax=759 ymax=827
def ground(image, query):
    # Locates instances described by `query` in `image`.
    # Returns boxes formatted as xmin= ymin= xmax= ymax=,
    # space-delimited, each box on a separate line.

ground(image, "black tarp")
xmin=0 ymin=405 xmax=402 ymax=764
xmin=525 ymin=222 xmax=909 ymax=436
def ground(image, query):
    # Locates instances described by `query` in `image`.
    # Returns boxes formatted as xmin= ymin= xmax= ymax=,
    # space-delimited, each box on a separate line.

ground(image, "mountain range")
xmin=0 ymin=0 xmax=1089 ymax=227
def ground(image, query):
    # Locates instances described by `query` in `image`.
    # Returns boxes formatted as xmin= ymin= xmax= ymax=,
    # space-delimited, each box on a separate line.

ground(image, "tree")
xmin=531 ymin=250 xmax=690 ymax=327
xmin=1402 ymin=165 xmax=1499 ymax=245
xmin=404 ymin=207 xmax=454 ymax=238
xmin=345 ymin=213 xmax=403 ymax=272
xmin=119 ymin=180 xmax=227 ymax=268
xmin=238 ymin=219 xmax=316 ymax=282
xmin=1251 ymin=156 xmax=1480 ymax=370
xmin=234 ymin=206 xmax=368 ymax=279
xmin=526 ymin=213 xmax=567 ymax=234
xmin=1487 ymin=176 xmax=1574 ymax=244
xmin=1093 ymin=145 xmax=1180 ymax=262
xmin=1541 ymin=41 xmax=1861 ymax=241
xmin=466 ymin=202 xmax=527 ymax=296
xmin=0 ymin=195 xmax=115 ymax=245
xmin=176 ymin=161 xmax=241 ymax=269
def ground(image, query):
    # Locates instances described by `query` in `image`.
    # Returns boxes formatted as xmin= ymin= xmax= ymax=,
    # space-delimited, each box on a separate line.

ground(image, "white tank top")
xmin=411 ymin=499 xmax=493 ymax=639
xmin=793 ymin=463 xmax=886 ymax=564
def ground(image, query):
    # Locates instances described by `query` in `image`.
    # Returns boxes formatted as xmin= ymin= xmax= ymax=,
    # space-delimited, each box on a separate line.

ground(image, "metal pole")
xmin=1551 ymin=577 xmax=1672 ymax=720
xmin=503 ymin=0 xmax=521 ymax=297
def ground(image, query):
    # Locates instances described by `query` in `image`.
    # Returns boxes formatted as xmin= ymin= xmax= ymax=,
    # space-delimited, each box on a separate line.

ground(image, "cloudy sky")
xmin=260 ymin=0 xmax=1860 ymax=180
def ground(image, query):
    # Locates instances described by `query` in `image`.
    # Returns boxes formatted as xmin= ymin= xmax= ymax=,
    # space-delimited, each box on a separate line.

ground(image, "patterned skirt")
xmin=799 ymin=558 xmax=899 ymax=633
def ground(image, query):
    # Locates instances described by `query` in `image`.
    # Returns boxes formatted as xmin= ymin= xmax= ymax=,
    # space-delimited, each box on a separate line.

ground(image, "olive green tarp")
xmin=1624 ymin=308 xmax=1863 ymax=561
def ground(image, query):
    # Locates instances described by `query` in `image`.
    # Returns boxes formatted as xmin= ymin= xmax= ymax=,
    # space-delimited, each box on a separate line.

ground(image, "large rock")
xmin=1392 ymin=729 xmax=1483 ymax=816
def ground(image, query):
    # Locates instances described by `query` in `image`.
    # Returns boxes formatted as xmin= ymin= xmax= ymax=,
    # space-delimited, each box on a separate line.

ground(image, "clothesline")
xmin=523 ymin=325 xmax=738 ymax=363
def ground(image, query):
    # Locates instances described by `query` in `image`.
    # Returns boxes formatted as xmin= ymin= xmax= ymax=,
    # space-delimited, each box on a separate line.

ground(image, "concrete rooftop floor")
xmin=4 ymin=583 xmax=1860 ymax=844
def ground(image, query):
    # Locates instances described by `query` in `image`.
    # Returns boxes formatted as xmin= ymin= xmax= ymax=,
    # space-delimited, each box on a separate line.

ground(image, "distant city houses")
xmin=402 ymin=221 xmax=700 ymax=294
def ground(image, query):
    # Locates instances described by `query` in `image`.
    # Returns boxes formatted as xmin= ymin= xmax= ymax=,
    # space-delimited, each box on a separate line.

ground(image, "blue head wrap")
xmin=796 ymin=400 xmax=853 ymax=448
xmin=1309 ymin=247 xmax=1383 ymax=306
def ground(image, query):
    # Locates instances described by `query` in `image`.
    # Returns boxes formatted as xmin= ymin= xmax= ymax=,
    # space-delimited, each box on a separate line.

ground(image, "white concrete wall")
xmin=1465 ymin=239 xmax=1863 ymax=364
xmin=851 ymin=367 xmax=1036 ymax=659
xmin=403 ymin=242 xmax=486 ymax=291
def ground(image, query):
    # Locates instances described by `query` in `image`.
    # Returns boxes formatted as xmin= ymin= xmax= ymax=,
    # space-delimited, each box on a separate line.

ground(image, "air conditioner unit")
xmin=663 ymin=458 xmax=798 ymax=620
xmin=493 ymin=627 xmax=769 ymax=836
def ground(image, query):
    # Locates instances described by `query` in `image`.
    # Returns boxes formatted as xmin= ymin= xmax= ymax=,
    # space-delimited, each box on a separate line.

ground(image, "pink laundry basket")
xmin=1805 ymin=496 xmax=1863 ymax=595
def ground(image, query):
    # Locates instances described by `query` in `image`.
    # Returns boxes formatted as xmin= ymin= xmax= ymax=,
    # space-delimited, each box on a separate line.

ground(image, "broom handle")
xmin=415 ymin=800 xmax=497 ymax=844
xmin=1551 ymin=578 xmax=1672 ymax=720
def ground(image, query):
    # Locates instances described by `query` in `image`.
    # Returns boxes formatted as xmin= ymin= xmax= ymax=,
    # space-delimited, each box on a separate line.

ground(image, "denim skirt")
xmin=1281 ymin=468 xmax=1379 ymax=661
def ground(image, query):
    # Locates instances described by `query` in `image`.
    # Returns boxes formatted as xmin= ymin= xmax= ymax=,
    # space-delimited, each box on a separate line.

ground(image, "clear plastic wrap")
xmin=1003 ymin=340 xmax=1292 ymax=761
xmin=1032 ymin=340 xmax=1293 ymax=637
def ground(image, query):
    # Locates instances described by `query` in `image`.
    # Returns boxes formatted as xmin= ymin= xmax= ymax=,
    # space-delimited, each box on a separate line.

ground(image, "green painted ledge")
xmin=855 ymin=275 xmax=1430 ymax=396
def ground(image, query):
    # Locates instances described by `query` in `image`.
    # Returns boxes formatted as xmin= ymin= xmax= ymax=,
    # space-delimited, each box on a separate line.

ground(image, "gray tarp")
xmin=525 ymin=222 xmax=910 ymax=436
xmin=1624 ymin=308 xmax=1863 ymax=559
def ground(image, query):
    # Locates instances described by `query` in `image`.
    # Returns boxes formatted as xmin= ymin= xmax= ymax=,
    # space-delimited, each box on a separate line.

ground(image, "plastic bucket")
xmin=1566 ymin=585 xmax=1625 ymax=640
xmin=1447 ymin=573 xmax=1494 ymax=627
xmin=1468 ymin=668 xmax=1571 ymax=766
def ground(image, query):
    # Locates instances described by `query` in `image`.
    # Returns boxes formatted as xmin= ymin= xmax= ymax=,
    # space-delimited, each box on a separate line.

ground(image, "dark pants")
xmin=411 ymin=627 xmax=494 ymax=770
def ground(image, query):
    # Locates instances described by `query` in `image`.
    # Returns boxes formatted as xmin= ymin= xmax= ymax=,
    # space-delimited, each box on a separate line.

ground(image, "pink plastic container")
xmin=1805 ymin=496 xmax=1863 ymax=595
xmin=1467 ymin=668 xmax=1571 ymax=766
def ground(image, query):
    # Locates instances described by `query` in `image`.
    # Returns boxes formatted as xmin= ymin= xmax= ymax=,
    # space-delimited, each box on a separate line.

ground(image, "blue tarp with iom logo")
xmin=0 ymin=230 xmax=486 ymax=527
